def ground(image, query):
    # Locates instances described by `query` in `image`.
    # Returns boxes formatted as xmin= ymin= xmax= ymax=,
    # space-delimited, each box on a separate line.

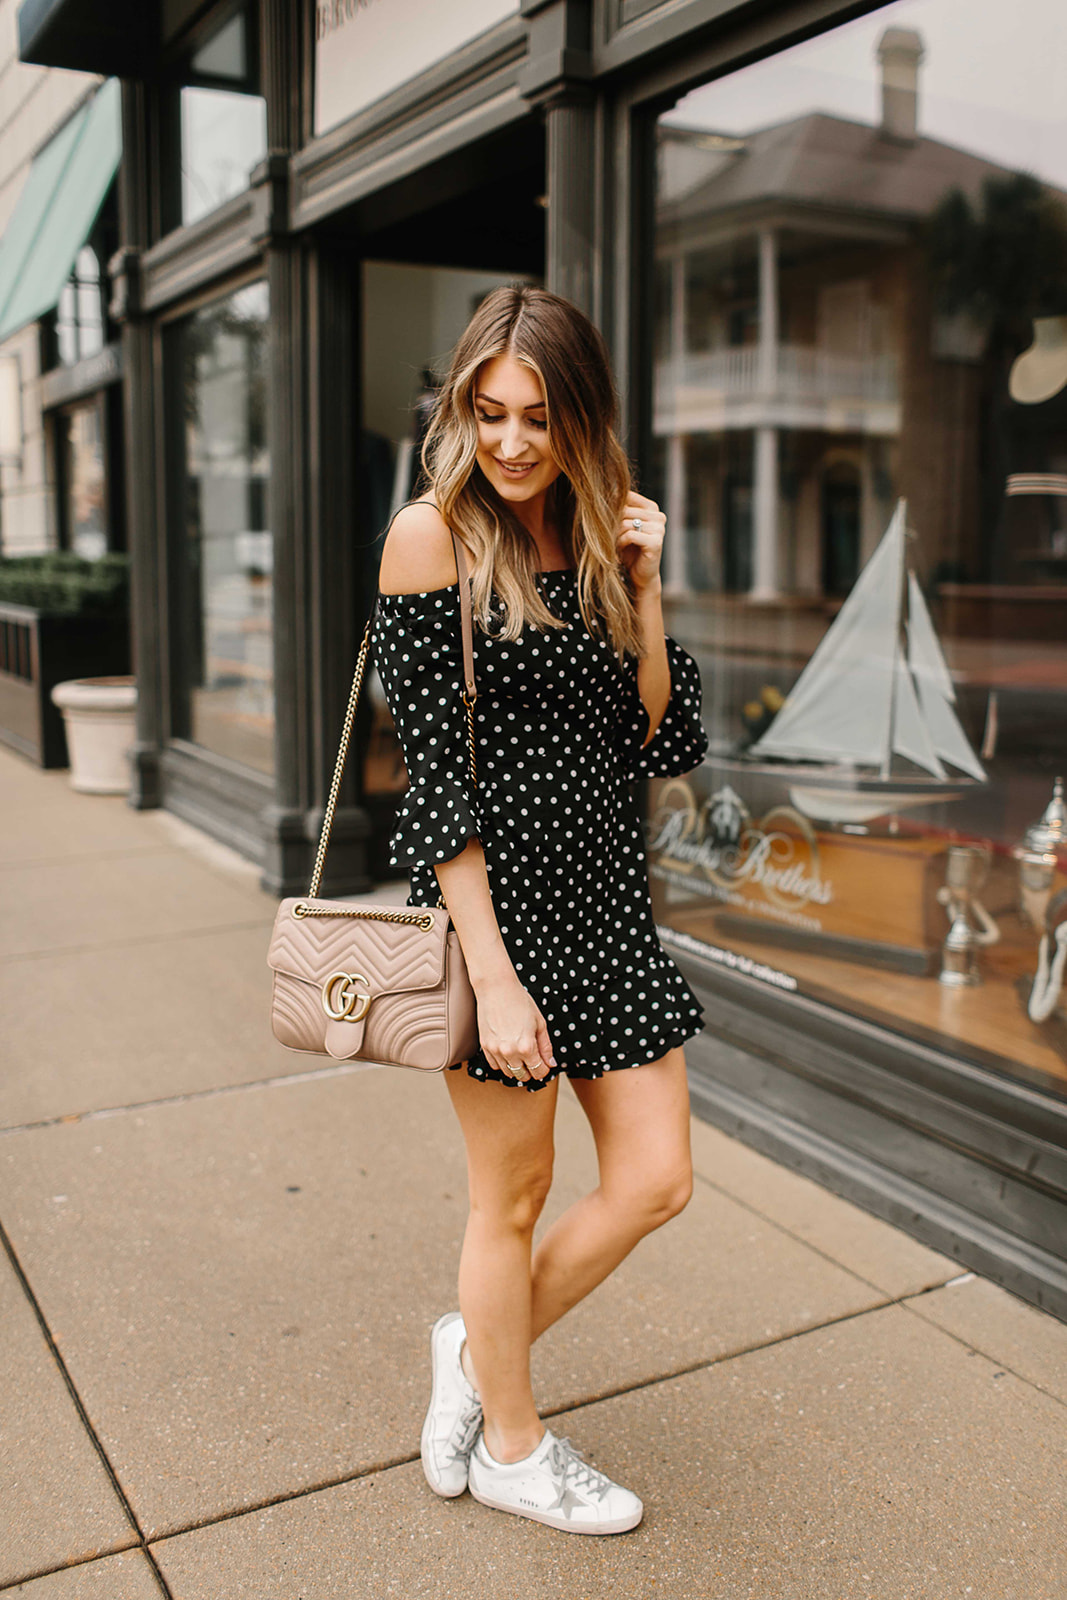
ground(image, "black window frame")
xmin=156 ymin=0 xmax=265 ymax=238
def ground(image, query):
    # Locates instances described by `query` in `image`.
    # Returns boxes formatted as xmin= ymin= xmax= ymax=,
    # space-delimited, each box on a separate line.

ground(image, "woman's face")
xmin=473 ymin=354 xmax=562 ymax=506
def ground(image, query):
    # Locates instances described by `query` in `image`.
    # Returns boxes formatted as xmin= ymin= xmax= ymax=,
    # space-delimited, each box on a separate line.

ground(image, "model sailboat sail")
xmin=905 ymin=572 xmax=986 ymax=781
xmin=750 ymin=498 xmax=985 ymax=788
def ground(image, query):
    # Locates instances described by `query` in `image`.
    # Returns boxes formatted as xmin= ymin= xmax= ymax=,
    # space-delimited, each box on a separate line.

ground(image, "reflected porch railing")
xmin=656 ymin=344 xmax=900 ymax=408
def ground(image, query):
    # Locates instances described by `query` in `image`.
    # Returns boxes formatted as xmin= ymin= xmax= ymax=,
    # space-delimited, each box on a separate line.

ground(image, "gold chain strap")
xmin=293 ymin=901 xmax=435 ymax=931
xmin=463 ymin=690 xmax=477 ymax=788
xmin=303 ymin=602 xmax=477 ymax=907
xmin=306 ymin=618 xmax=373 ymax=901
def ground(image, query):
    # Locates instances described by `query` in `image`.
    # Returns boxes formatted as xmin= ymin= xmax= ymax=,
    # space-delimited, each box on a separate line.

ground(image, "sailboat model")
xmin=746 ymin=499 xmax=986 ymax=825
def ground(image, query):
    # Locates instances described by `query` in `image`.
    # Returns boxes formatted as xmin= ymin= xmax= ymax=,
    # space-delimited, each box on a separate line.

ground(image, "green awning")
xmin=0 ymin=76 xmax=121 ymax=345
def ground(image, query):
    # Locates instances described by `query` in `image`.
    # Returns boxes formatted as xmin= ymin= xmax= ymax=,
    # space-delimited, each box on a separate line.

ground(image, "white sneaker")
xmin=467 ymin=1427 xmax=644 ymax=1535
xmin=420 ymin=1312 xmax=482 ymax=1497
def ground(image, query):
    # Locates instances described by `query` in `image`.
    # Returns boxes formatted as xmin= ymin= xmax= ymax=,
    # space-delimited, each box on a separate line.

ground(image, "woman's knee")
xmin=620 ymin=1159 xmax=693 ymax=1232
xmin=470 ymin=1159 xmax=554 ymax=1234
xmin=661 ymin=1161 xmax=694 ymax=1222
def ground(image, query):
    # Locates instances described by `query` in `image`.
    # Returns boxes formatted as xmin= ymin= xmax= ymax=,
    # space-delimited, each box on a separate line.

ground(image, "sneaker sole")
xmin=420 ymin=1311 xmax=472 ymax=1499
xmin=467 ymin=1481 xmax=643 ymax=1535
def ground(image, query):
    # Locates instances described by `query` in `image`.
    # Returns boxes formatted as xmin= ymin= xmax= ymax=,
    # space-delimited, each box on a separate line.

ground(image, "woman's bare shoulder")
xmin=379 ymin=499 xmax=457 ymax=595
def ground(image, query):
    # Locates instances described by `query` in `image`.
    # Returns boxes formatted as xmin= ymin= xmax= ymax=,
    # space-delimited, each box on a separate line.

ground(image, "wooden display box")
xmin=646 ymin=772 xmax=949 ymax=975
xmin=0 ymin=603 xmax=131 ymax=768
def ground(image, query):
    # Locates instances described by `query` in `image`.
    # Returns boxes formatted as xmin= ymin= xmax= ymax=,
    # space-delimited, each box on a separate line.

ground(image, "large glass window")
xmin=179 ymin=10 xmax=267 ymax=226
xmin=174 ymin=281 xmax=272 ymax=775
xmin=649 ymin=0 xmax=1067 ymax=1101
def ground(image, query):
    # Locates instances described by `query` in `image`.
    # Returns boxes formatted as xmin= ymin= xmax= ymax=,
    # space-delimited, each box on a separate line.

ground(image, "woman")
xmin=373 ymin=285 xmax=708 ymax=1535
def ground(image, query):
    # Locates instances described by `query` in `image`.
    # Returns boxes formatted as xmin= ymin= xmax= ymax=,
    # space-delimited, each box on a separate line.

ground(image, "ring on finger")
xmin=630 ymin=517 xmax=643 ymax=532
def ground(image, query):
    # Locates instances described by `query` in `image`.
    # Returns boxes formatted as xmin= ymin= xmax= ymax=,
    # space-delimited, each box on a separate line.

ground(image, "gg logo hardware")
xmin=321 ymin=970 xmax=373 ymax=1022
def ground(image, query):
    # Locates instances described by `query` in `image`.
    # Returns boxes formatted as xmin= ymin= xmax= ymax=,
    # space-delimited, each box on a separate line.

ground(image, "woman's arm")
xmin=617 ymin=492 xmax=670 ymax=746
xmin=379 ymin=503 xmax=555 ymax=1084
xmin=434 ymin=842 xmax=555 ymax=1083
xmin=633 ymin=581 xmax=670 ymax=747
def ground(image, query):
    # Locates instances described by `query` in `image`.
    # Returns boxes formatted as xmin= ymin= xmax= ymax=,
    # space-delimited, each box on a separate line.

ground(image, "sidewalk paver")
xmin=0 ymin=1067 xmax=896 ymax=1541
xmin=532 ymin=1090 xmax=901 ymax=1408
xmin=689 ymin=1116 xmax=959 ymax=1298
xmin=3 ymin=1551 xmax=161 ymax=1600
xmin=2 ymin=744 xmax=1066 ymax=1599
xmin=0 ymin=762 xmax=165 ymax=868
xmin=902 ymin=1272 xmax=1067 ymax=1403
xmin=148 ymin=1303 xmax=1067 ymax=1600
xmin=0 ymin=1251 xmax=137 ymax=1587
xmin=0 ymin=848 xmax=270 ymax=962
xmin=0 ymin=922 xmax=303 ymax=1129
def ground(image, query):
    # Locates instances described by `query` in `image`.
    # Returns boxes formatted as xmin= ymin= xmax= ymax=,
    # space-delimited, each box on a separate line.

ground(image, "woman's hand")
xmin=434 ymin=839 xmax=554 ymax=1086
xmin=617 ymin=492 xmax=666 ymax=594
xmin=475 ymin=972 xmax=556 ymax=1084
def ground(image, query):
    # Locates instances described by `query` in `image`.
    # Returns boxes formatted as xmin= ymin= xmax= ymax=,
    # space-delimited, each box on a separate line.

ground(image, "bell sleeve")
xmin=615 ymin=633 xmax=708 ymax=780
xmin=371 ymin=589 xmax=482 ymax=869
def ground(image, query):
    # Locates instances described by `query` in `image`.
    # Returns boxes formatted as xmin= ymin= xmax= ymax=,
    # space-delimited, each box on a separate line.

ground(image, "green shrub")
xmin=0 ymin=552 xmax=129 ymax=616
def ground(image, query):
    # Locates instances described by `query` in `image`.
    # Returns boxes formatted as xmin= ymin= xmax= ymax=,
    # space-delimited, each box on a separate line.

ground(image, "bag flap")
xmin=268 ymin=898 xmax=450 ymax=994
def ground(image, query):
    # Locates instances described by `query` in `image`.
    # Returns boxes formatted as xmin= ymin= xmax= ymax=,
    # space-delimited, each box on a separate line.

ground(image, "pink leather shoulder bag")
xmin=266 ymin=532 xmax=479 ymax=1071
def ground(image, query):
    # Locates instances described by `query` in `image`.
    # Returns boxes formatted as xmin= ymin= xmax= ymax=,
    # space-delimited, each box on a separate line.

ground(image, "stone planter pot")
xmin=50 ymin=676 xmax=137 ymax=794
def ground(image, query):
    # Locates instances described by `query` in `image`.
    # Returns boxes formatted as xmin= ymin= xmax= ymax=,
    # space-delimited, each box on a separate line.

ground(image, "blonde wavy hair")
xmin=422 ymin=285 xmax=644 ymax=660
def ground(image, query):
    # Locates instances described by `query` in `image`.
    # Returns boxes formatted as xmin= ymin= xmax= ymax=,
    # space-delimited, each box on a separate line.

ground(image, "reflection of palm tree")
xmin=926 ymin=173 xmax=1067 ymax=576
xmin=928 ymin=174 xmax=1067 ymax=331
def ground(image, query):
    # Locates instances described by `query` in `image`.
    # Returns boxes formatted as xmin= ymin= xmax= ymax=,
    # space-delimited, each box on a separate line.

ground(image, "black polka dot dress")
xmin=372 ymin=569 xmax=709 ymax=1091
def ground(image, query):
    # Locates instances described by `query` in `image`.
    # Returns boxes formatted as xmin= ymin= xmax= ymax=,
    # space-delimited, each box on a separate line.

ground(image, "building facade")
xmin=14 ymin=0 xmax=1067 ymax=1315
xmin=0 ymin=24 xmax=121 ymax=561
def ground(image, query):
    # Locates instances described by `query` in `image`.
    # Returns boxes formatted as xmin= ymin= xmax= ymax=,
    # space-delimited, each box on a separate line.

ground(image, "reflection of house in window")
xmin=654 ymin=26 xmax=1066 ymax=601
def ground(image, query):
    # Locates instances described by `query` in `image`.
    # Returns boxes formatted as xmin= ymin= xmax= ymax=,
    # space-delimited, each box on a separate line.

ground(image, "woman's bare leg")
xmin=444 ymin=1066 xmax=559 ymax=1464
xmin=529 ymin=1046 xmax=692 ymax=1341
xmin=444 ymin=1048 xmax=690 ymax=1460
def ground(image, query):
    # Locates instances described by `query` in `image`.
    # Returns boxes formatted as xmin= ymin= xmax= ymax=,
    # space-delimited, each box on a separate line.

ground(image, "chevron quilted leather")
xmin=268 ymin=899 xmax=447 ymax=990
xmin=267 ymin=898 xmax=478 ymax=1070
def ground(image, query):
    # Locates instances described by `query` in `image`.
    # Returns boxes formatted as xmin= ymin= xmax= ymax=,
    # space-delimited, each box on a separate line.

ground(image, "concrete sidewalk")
xmin=1 ymin=745 xmax=1065 ymax=1600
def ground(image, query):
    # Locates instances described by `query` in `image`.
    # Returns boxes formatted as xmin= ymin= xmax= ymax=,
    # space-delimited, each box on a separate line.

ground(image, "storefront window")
xmin=175 ymin=281 xmax=273 ymax=775
xmin=179 ymin=10 xmax=267 ymax=226
xmin=649 ymin=0 xmax=1067 ymax=1100
xmin=60 ymin=397 xmax=107 ymax=559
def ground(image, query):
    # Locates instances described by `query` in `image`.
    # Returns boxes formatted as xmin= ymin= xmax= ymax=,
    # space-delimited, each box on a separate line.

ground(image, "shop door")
xmin=353 ymin=142 xmax=545 ymax=853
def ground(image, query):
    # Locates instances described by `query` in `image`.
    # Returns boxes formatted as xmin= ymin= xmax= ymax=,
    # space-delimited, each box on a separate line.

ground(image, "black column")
xmin=258 ymin=226 xmax=310 ymax=892
xmin=520 ymin=0 xmax=596 ymax=315
xmin=257 ymin=0 xmax=370 ymax=896
xmin=545 ymin=90 xmax=597 ymax=316
xmin=307 ymin=246 xmax=373 ymax=897
xmin=111 ymin=80 xmax=162 ymax=810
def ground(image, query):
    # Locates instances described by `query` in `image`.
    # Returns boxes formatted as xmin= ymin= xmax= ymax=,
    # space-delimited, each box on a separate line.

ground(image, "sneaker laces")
xmin=445 ymin=1399 xmax=483 ymax=1465
xmin=548 ymin=1435 xmax=614 ymax=1502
